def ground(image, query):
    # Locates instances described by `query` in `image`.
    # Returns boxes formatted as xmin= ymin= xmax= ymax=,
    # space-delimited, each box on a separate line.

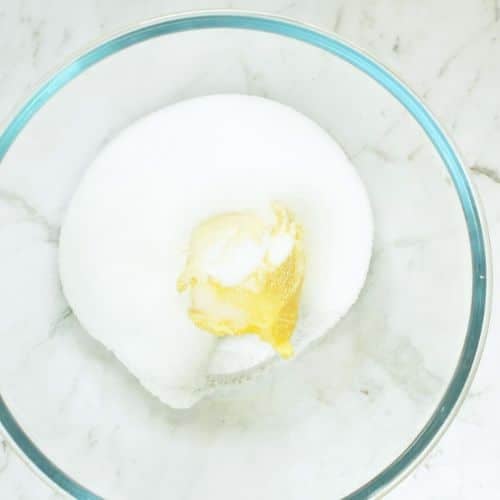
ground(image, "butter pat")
xmin=177 ymin=202 xmax=305 ymax=358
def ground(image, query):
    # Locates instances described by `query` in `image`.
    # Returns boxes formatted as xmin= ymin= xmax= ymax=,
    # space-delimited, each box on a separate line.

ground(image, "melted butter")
xmin=177 ymin=203 xmax=305 ymax=358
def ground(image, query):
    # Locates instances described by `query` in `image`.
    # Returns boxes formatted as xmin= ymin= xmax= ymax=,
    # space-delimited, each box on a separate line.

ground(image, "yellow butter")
xmin=177 ymin=203 xmax=305 ymax=358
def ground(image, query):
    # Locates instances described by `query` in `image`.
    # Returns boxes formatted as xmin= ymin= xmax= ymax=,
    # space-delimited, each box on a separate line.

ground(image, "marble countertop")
xmin=0 ymin=1 xmax=499 ymax=498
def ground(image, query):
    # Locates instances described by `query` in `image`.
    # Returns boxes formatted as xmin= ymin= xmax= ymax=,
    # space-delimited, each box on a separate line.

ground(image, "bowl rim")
xmin=0 ymin=10 xmax=491 ymax=500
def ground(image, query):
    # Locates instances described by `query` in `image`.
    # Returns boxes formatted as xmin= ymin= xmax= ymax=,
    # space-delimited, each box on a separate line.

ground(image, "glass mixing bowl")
xmin=0 ymin=11 xmax=490 ymax=500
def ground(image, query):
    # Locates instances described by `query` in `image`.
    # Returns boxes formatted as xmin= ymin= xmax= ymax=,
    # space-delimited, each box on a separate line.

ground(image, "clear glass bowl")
xmin=0 ymin=12 xmax=490 ymax=500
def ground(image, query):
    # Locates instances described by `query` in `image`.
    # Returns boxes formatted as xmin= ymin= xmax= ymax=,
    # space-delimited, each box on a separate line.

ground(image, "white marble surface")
xmin=0 ymin=1 xmax=499 ymax=499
